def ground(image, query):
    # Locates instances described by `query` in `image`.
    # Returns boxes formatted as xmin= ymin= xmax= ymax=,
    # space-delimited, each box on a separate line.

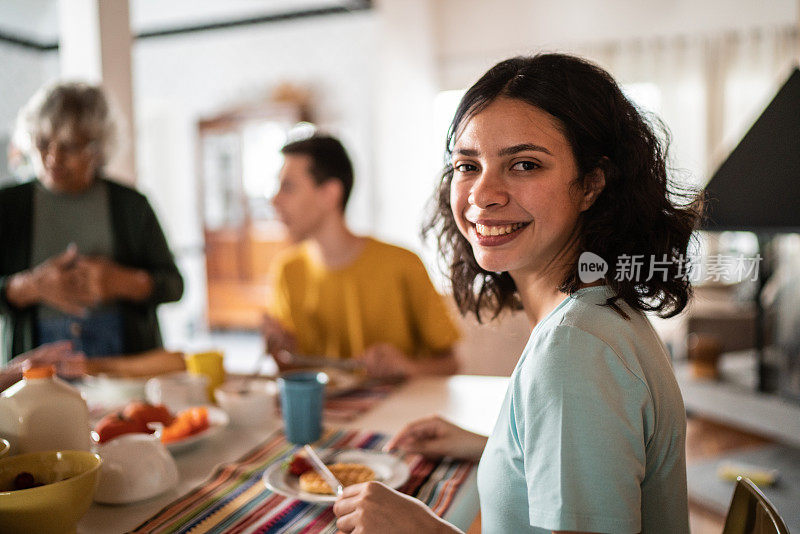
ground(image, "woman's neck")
xmin=512 ymin=267 xmax=607 ymax=328
xmin=512 ymin=269 xmax=570 ymax=328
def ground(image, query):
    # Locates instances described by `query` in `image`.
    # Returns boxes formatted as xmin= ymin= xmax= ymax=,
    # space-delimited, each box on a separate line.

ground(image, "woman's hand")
xmin=385 ymin=415 xmax=488 ymax=462
xmin=333 ymin=481 xmax=461 ymax=534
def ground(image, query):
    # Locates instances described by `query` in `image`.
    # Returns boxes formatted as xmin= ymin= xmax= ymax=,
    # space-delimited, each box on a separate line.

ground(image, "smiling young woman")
xmin=332 ymin=53 xmax=701 ymax=534
xmin=448 ymin=98 xmax=607 ymax=321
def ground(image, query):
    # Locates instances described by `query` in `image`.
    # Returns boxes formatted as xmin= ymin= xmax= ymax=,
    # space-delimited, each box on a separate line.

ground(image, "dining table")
xmin=77 ymin=374 xmax=509 ymax=534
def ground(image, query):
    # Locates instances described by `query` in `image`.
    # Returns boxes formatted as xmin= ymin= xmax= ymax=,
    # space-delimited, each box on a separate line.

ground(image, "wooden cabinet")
xmin=204 ymin=223 xmax=286 ymax=329
xmin=198 ymin=103 xmax=308 ymax=329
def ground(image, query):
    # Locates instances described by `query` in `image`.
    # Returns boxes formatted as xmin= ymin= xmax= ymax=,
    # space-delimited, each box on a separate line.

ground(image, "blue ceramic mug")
xmin=278 ymin=371 xmax=329 ymax=444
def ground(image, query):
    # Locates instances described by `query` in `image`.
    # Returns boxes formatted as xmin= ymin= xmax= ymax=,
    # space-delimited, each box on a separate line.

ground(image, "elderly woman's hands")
xmin=9 ymin=245 xmax=94 ymax=316
xmin=74 ymin=256 xmax=153 ymax=303
xmin=333 ymin=481 xmax=462 ymax=534
xmin=6 ymin=245 xmax=154 ymax=315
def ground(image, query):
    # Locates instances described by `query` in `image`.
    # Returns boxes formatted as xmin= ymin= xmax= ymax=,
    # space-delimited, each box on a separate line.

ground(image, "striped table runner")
xmin=131 ymin=428 xmax=475 ymax=533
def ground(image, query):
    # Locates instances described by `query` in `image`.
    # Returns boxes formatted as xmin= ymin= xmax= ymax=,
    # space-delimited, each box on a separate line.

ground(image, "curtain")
xmin=574 ymin=26 xmax=799 ymax=188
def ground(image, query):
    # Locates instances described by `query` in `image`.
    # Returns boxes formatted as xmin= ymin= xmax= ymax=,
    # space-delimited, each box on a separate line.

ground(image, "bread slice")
xmin=298 ymin=463 xmax=375 ymax=494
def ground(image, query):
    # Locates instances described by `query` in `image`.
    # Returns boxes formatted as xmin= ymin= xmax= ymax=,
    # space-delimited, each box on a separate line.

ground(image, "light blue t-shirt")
xmin=476 ymin=286 xmax=688 ymax=533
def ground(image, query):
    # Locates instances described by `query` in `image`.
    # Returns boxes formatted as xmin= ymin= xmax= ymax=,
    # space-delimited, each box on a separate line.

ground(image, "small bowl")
xmin=215 ymin=380 xmax=277 ymax=427
xmin=146 ymin=371 xmax=209 ymax=412
xmin=0 ymin=450 xmax=102 ymax=534
xmin=94 ymin=432 xmax=178 ymax=504
xmin=81 ymin=374 xmax=149 ymax=407
xmin=0 ymin=439 xmax=9 ymax=459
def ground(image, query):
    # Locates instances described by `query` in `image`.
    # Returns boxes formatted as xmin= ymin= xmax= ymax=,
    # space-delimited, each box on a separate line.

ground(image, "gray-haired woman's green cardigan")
xmin=0 ymin=177 xmax=184 ymax=364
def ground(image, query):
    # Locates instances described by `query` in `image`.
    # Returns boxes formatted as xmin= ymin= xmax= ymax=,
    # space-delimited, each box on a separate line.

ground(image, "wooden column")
xmin=58 ymin=0 xmax=136 ymax=184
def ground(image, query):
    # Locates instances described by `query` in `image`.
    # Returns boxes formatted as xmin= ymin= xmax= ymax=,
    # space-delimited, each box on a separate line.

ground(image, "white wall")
xmin=0 ymin=43 xmax=58 ymax=182
xmin=0 ymin=0 xmax=59 ymax=43
xmin=372 ymin=0 xmax=440 ymax=258
xmin=433 ymin=0 xmax=799 ymax=89
xmin=131 ymin=12 xmax=378 ymax=343
xmin=0 ymin=44 xmax=46 ymax=136
xmin=0 ymin=0 xmax=60 ymax=147
xmin=129 ymin=0 xmax=335 ymax=32
xmin=133 ymin=11 xmax=377 ymax=245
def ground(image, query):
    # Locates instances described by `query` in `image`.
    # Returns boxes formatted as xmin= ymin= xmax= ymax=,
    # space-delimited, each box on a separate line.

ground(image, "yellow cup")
xmin=185 ymin=350 xmax=225 ymax=402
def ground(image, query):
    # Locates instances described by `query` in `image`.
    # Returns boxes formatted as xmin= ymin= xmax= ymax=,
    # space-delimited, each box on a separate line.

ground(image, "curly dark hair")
xmin=423 ymin=53 xmax=701 ymax=321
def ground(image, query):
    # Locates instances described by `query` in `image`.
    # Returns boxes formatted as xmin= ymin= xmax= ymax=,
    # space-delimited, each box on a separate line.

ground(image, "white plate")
xmin=164 ymin=406 xmax=229 ymax=454
xmin=262 ymin=449 xmax=410 ymax=503
xmin=323 ymin=368 xmax=365 ymax=397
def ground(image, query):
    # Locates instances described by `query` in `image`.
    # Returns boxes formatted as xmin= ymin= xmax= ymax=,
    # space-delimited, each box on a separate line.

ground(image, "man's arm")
xmin=262 ymin=313 xmax=297 ymax=372
xmin=400 ymin=253 xmax=461 ymax=376
xmin=405 ymin=348 xmax=459 ymax=376
xmin=359 ymin=344 xmax=458 ymax=378
xmin=85 ymin=349 xmax=185 ymax=378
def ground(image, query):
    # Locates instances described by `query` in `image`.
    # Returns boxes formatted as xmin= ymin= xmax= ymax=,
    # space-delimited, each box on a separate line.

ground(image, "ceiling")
xmin=0 ymin=0 xmax=367 ymax=45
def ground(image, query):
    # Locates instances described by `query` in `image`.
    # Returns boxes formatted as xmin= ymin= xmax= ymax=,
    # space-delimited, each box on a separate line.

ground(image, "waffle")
xmin=298 ymin=463 xmax=375 ymax=494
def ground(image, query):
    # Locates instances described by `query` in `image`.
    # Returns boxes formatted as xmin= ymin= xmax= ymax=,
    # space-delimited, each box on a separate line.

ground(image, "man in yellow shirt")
xmin=264 ymin=135 xmax=459 ymax=378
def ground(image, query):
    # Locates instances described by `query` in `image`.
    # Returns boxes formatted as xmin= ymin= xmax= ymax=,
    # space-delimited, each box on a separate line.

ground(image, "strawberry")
xmin=286 ymin=454 xmax=313 ymax=476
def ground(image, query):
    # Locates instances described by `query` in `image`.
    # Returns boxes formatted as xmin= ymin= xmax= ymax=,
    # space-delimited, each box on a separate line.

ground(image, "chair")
xmin=722 ymin=476 xmax=790 ymax=534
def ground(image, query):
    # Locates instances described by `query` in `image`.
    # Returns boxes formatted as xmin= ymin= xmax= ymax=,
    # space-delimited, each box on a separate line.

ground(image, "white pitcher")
xmin=0 ymin=365 xmax=90 ymax=455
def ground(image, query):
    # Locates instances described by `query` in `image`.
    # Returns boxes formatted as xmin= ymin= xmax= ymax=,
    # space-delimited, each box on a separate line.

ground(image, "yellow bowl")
xmin=0 ymin=439 xmax=9 ymax=459
xmin=0 ymin=450 xmax=102 ymax=534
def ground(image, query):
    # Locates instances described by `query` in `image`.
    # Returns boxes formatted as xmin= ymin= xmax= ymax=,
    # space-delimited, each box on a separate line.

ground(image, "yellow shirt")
xmin=268 ymin=238 xmax=459 ymax=360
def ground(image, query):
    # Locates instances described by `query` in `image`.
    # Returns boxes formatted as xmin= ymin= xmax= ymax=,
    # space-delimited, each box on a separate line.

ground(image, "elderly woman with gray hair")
xmin=0 ymin=82 xmax=184 ymax=371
